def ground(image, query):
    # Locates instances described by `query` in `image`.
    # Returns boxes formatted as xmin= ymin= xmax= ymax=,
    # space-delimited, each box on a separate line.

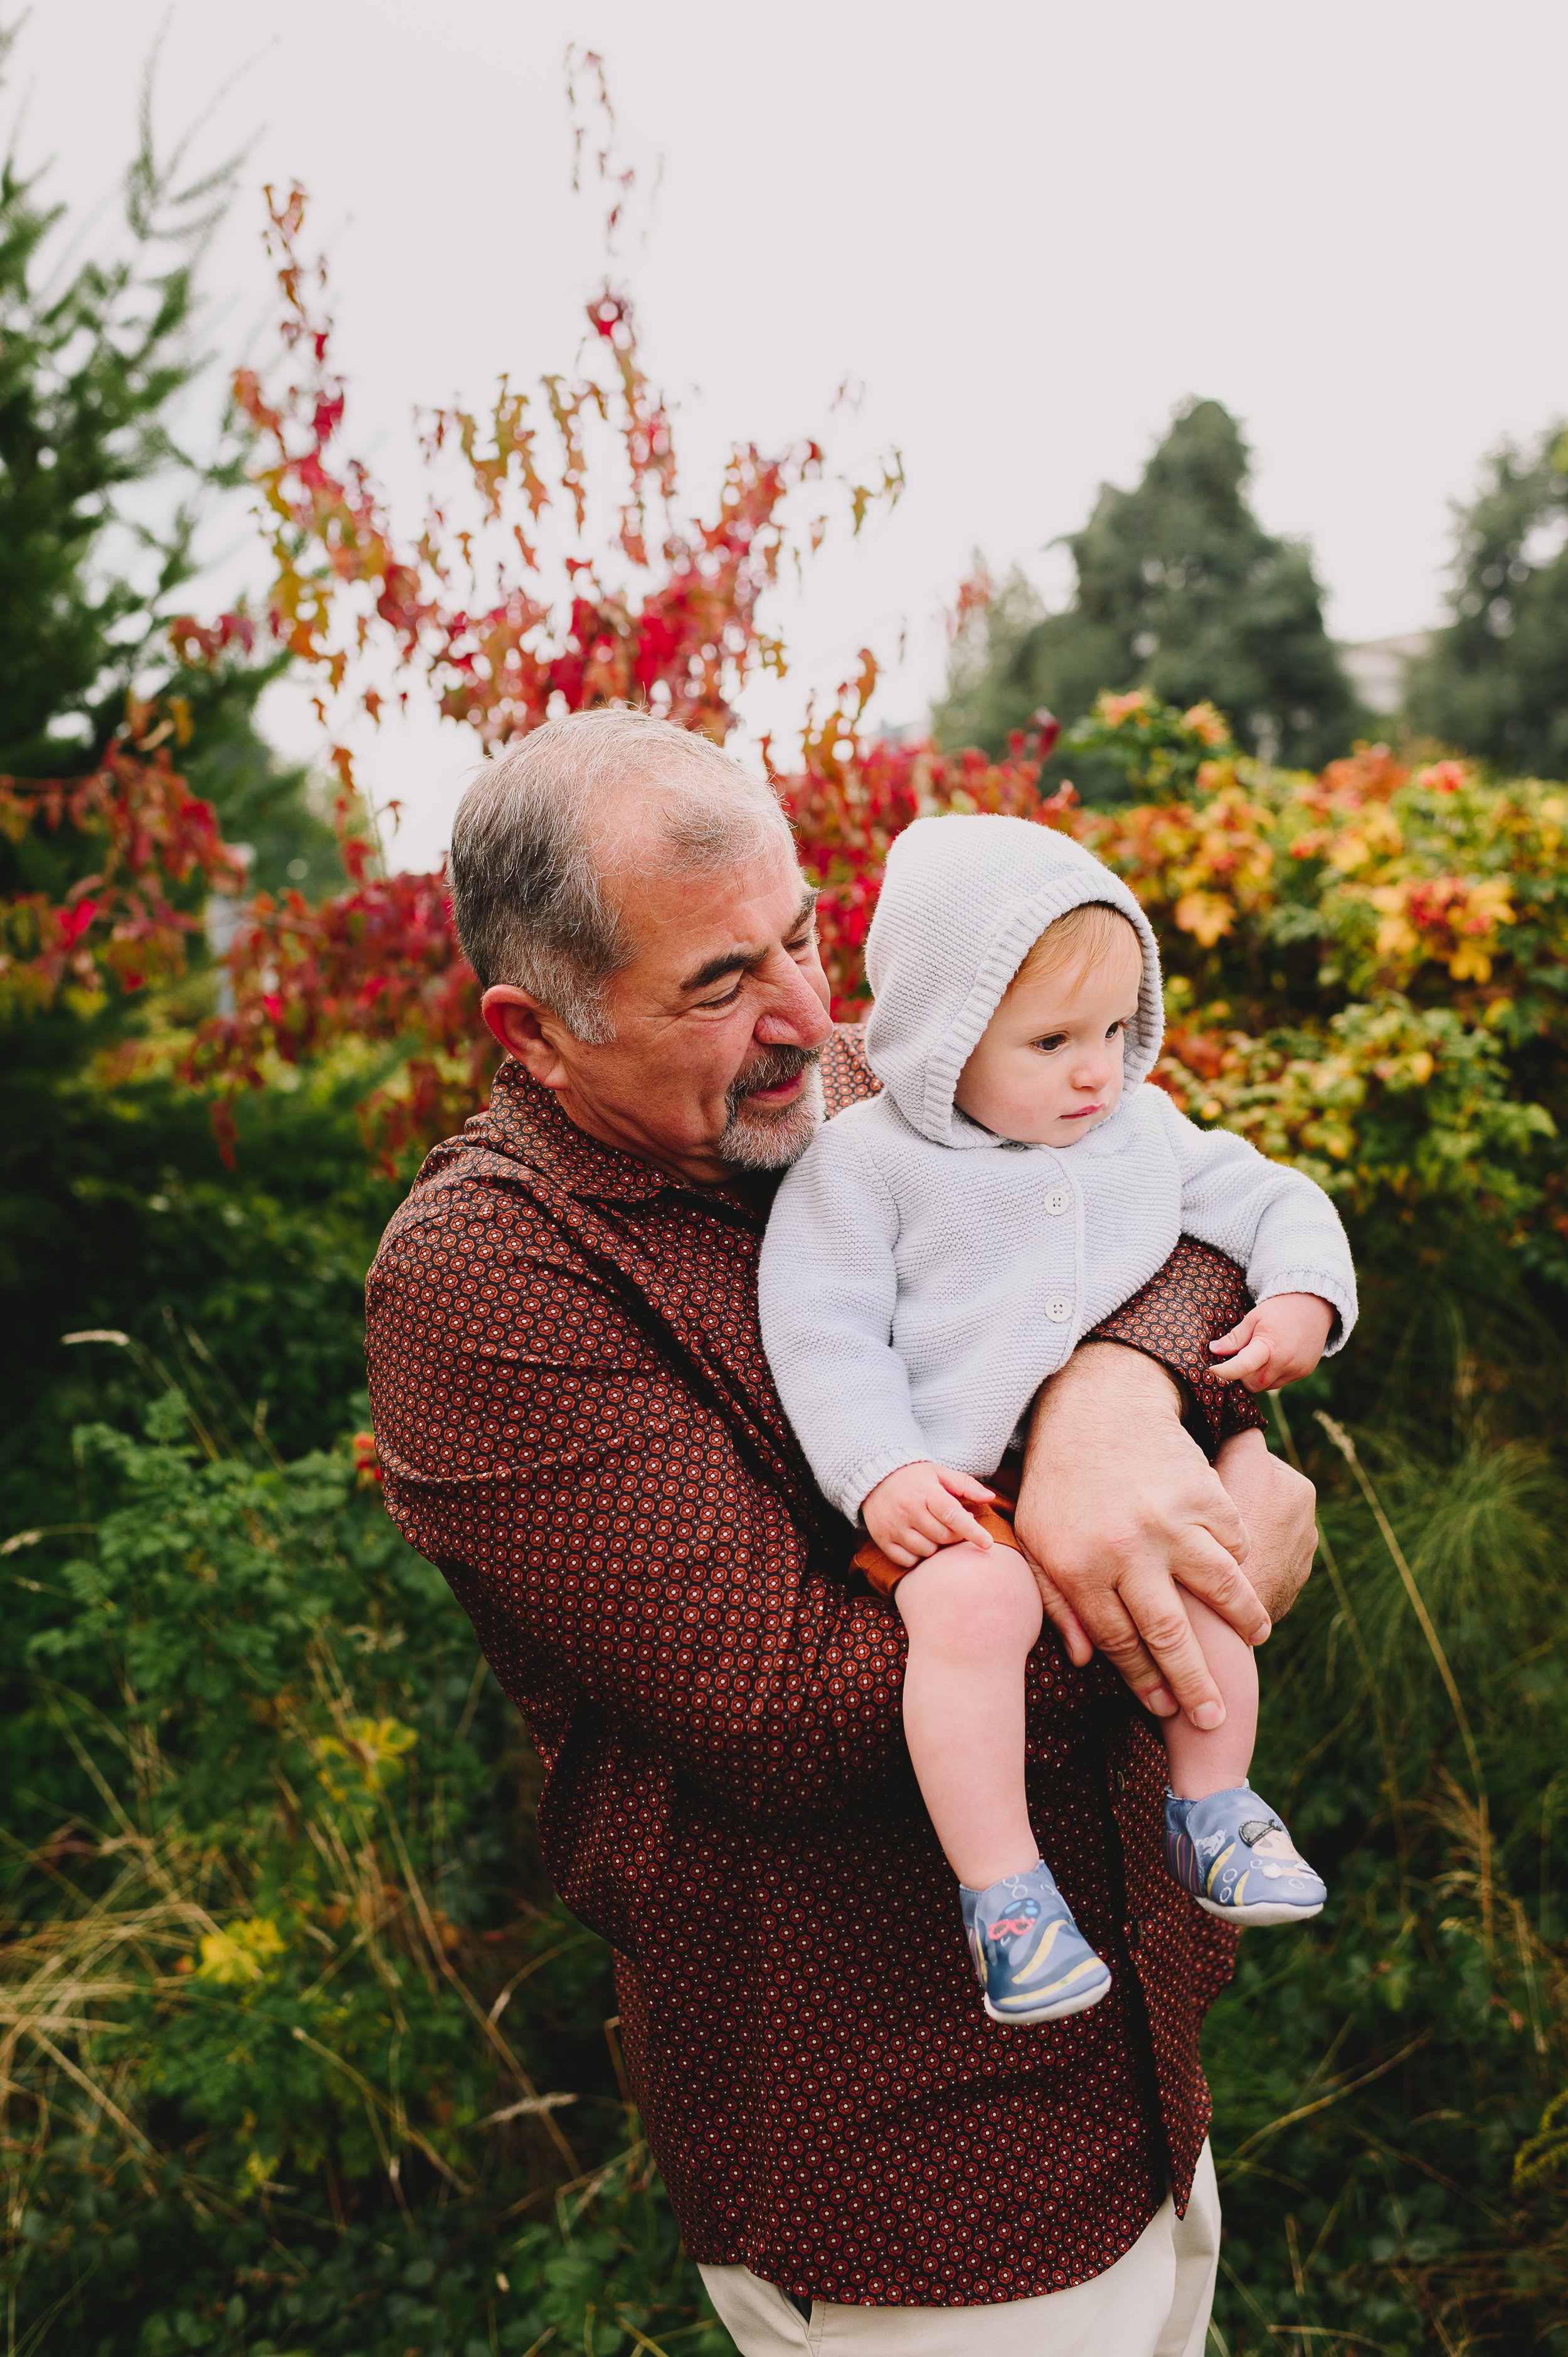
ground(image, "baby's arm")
xmin=1147 ymin=1086 xmax=1358 ymax=1358
xmin=758 ymin=1118 xmax=935 ymax=1523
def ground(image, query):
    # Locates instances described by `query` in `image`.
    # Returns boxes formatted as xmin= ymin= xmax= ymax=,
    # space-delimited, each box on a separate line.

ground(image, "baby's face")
xmin=953 ymin=935 xmax=1143 ymax=1147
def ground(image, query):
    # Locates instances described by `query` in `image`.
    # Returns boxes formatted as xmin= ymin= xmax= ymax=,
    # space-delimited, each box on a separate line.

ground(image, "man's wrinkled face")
xmin=485 ymin=829 xmax=835 ymax=1187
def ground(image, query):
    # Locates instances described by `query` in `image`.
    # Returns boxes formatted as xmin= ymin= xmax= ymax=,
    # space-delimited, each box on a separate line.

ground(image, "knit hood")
xmin=863 ymin=814 xmax=1164 ymax=1149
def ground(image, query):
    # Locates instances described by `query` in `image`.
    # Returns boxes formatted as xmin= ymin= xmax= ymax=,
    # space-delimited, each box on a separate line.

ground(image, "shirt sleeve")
xmin=1143 ymin=1086 xmax=1358 ymax=1351
xmin=367 ymin=1182 xmax=914 ymax=1824
xmin=758 ymin=1119 xmax=933 ymax=1521
xmin=1090 ymin=1236 xmax=1273 ymax=1451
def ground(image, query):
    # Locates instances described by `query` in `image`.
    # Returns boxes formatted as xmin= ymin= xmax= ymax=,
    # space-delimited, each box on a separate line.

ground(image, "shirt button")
xmin=1046 ymin=1296 xmax=1073 ymax=1324
xmin=1046 ymin=1188 xmax=1070 ymax=1216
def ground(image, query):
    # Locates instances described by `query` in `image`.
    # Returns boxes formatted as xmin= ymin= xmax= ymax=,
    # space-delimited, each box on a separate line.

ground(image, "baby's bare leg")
xmin=894 ymin=1541 xmax=1044 ymax=1889
xmin=1162 ymin=1586 xmax=1259 ymax=1799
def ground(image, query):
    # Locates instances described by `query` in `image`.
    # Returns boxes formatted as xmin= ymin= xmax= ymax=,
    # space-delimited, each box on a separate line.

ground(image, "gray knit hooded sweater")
xmin=758 ymin=813 xmax=1357 ymax=1523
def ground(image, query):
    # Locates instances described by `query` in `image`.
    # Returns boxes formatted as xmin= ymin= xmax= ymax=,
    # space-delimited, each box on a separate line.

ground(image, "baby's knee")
xmin=898 ymin=1543 xmax=1042 ymax=1663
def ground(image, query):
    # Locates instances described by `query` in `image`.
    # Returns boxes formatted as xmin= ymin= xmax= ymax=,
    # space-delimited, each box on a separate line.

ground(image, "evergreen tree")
xmin=0 ymin=45 xmax=351 ymax=1608
xmin=935 ymin=398 xmax=1359 ymax=774
xmin=1405 ymin=424 xmax=1568 ymax=779
xmin=0 ymin=41 xmax=337 ymax=895
xmin=1 ymin=43 xmax=346 ymax=1514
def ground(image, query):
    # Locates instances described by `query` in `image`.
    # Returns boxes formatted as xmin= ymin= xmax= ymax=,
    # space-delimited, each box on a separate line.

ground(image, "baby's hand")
xmin=861 ymin=1460 xmax=997 ymax=1568
xmin=1209 ymin=1292 xmax=1335 ymax=1392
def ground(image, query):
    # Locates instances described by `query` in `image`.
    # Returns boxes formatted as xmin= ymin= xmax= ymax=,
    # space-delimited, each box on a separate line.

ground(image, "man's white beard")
xmin=718 ymin=1059 xmax=825 ymax=1173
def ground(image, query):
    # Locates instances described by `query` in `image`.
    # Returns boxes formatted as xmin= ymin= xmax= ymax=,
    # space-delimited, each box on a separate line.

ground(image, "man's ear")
xmin=482 ymin=985 xmax=573 ymax=1091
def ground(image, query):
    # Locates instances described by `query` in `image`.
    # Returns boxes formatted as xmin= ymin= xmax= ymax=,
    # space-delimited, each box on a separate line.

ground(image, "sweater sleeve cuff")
xmin=839 ymin=1442 xmax=937 ymax=1526
xmin=1253 ymin=1269 xmax=1357 ymax=1354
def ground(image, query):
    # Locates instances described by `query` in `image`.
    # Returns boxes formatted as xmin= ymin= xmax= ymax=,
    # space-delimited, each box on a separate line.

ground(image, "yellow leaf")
xmin=198 ymin=1915 xmax=287 ymax=1986
xmin=1466 ymin=879 xmax=1514 ymax=927
xmin=1174 ymin=890 xmax=1235 ymax=947
xmin=316 ymin=1715 xmax=419 ymax=1792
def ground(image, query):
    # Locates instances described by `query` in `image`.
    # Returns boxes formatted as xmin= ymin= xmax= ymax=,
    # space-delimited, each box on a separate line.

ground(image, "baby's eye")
xmin=1031 ymin=1031 xmax=1068 ymax=1053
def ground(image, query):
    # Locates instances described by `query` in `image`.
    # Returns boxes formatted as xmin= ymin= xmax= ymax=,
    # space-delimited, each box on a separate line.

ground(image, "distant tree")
xmin=1405 ymin=425 xmax=1568 ymax=780
xmin=934 ymin=398 xmax=1359 ymax=775
xmin=927 ymin=564 xmax=1047 ymax=757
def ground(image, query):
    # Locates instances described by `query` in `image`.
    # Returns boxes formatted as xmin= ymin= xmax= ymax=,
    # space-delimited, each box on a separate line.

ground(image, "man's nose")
xmin=753 ymin=949 xmax=834 ymax=1048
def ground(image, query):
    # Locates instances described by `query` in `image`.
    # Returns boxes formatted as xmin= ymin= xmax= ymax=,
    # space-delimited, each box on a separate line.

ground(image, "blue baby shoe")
xmin=961 ymin=1861 xmax=1113 ymax=2023
xmin=1164 ymin=1785 xmax=1326 ymax=1925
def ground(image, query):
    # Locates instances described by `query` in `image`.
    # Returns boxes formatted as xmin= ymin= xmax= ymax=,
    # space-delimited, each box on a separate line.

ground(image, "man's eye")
xmin=698 ymin=982 xmax=745 ymax=1009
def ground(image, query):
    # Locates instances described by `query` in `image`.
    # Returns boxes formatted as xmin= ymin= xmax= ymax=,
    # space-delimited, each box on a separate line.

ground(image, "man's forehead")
xmin=618 ymin=841 xmax=808 ymax=965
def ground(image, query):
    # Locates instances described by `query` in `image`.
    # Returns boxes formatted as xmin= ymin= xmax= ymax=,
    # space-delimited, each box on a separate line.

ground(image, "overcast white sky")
xmin=10 ymin=2 xmax=1567 ymax=868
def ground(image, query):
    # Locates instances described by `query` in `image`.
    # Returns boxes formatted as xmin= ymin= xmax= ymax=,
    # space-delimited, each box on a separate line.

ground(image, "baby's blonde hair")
xmin=1010 ymin=900 xmax=1142 ymax=996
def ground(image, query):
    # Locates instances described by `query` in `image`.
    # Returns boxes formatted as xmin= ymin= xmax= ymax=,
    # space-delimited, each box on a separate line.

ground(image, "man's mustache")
xmin=725 ymin=1043 xmax=822 ymax=1117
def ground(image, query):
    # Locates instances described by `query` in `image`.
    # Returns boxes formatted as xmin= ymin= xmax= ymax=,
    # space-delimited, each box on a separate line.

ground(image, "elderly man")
xmin=366 ymin=706 xmax=1316 ymax=2354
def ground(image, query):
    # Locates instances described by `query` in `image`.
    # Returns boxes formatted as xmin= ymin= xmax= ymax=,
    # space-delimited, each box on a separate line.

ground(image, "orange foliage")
xmin=7 ymin=153 xmax=1564 ymax=1247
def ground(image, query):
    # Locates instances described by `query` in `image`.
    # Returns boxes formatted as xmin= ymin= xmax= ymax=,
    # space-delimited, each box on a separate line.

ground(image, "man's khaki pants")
xmin=699 ymin=2143 xmax=1219 ymax=2356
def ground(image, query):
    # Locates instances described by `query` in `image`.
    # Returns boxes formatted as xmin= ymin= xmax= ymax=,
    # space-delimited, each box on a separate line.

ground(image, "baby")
xmin=759 ymin=814 xmax=1357 ymax=2026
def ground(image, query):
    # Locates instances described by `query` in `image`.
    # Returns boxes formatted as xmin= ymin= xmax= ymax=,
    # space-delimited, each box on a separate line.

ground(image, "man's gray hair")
xmin=448 ymin=704 xmax=794 ymax=1041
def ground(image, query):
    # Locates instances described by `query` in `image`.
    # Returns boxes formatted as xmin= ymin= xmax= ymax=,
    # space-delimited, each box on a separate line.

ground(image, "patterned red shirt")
xmin=365 ymin=1030 xmax=1263 ymax=2307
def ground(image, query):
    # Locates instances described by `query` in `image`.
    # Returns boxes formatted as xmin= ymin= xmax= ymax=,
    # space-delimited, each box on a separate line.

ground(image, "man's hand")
xmin=1210 ymin=1292 xmax=1333 ymax=1392
xmin=1014 ymin=1343 xmax=1273 ymax=1728
xmin=861 ymin=1460 xmax=997 ymax=1570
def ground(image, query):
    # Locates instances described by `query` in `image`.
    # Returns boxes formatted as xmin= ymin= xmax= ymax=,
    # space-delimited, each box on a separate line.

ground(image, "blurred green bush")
xmin=3 ymin=1384 xmax=731 ymax=2355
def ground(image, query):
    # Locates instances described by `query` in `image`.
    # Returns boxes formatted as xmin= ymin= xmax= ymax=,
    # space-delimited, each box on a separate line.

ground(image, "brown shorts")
xmin=852 ymin=1461 xmax=1025 ymax=1600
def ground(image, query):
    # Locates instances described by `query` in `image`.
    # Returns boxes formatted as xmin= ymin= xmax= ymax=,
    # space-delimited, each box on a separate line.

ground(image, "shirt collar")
xmin=484 ymin=1059 xmax=763 ymax=1216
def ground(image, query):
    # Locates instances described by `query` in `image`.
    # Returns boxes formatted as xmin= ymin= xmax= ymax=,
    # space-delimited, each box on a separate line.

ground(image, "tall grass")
xmin=1207 ymin=1388 xmax=1568 ymax=2353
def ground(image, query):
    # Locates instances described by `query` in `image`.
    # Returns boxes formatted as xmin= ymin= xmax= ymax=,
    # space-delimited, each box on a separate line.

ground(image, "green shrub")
xmin=1 ymin=1406 xmax=728 ymax=2356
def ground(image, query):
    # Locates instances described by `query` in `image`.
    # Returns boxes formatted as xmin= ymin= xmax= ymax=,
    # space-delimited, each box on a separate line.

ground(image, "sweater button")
xmin=1046 ymin=1296 xmax=1073 ymax=1323
xmin=1046 ymin=1188 xmax=1070 ymax=1216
